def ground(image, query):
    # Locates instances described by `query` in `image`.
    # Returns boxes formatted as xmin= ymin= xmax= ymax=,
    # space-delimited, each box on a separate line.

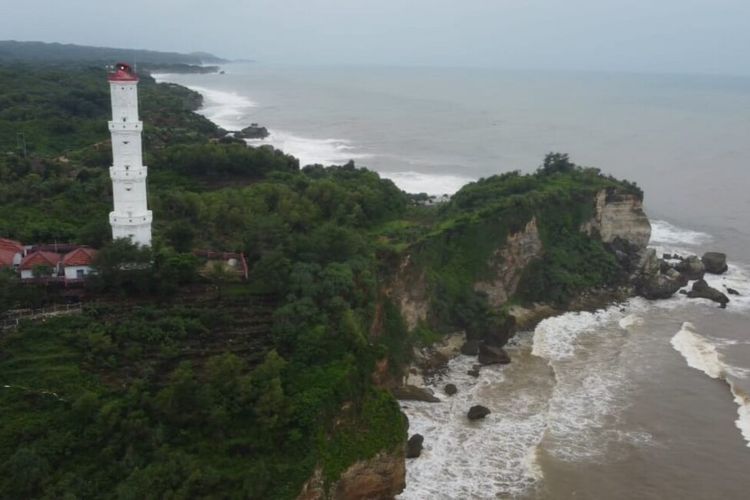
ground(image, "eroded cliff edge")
xmin=298 ymin=161 xmax=657 ymax=500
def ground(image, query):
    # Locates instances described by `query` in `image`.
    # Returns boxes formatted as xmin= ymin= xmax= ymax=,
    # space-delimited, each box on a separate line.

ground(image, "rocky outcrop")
xmin=582 ymin=189 xmax=651 ymax=248
xmin=636 ymin=249 xmax=686 ymax=300
xmin=392 ymin=385 xmax=440 ymax=403
xmin=467 ymin=405 xmax=491 ymax=420
xmin=474 ymin=218 xmax=543 ymax=308
xmin=298 ymin=449 xmax=406 ymax=500
xmin=687 ymin=279 xmax=730 ymax=308
xmin=406 ymin=434 xmax=424 ymax=459
xmin=234 ymin=124 xmax=269 ymax=139
xmin=675 ymin=256 xmax=705 ymax=280
xmin=702 ymin=252 xmax=728 ymax=274
xmin=389 ymin=255 xmax=430 ymax=331
xmin=477 ymin=344 xmax=511 ymax=365
xmin=460 ymin=340 xmax=480 ymax=356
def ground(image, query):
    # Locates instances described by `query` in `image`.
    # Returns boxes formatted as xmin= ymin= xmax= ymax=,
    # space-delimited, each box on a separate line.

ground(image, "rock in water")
xmin=467 ymin=368 xmax=480 ymax=378
xmin=467 ymin=405 xmax=491 ymax=420
xmin=406 ymin=434 xmax=424 ymax=458
xmin=727 ymin=288 xmax=740 ymax=296
xmin=234 ymin=124 xmax=270 ymax=139
xmin=687 ymin=279 xmax=730 ymax=308
xmin=460 ymin=340 xmax=480 ymax=356
xmin=675 ymin=256 xmax=706 ymax=280
xmin=702 ymin=252 xmax=729 ymax=274
xmin=637 ymin=249 xmax=684 ymax=300
xmin=391 ymin=385 xmax=440 ymax=403
xmin=478 ymin=343 xmax=511 ymax=365
xmin=444 ymin=383 xmax=458 ymax=396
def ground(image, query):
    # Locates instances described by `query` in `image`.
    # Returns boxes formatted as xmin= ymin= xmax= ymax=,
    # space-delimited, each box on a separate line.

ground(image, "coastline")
xmin=153 ymin=70 xmax=750 ymax=498
xmin=151 ymin=72 xmax=475 ymax=195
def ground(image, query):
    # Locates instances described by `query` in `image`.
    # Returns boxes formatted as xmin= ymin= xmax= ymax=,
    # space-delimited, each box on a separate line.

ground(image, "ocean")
xmin=154 ymin=64 xmax=750 ymax=499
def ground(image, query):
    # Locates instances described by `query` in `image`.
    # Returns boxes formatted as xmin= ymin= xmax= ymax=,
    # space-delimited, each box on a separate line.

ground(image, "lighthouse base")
xmin=110 ymin=211 xmax=153 ymax=247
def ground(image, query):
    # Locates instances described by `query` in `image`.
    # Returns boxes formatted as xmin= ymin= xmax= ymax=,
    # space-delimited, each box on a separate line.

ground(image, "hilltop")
xmin=0 ymin=40 xmax=226 ymax=65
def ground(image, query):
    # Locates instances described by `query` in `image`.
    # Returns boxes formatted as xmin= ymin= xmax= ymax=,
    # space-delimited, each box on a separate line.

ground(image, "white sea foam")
xmin=153 ymin=73 xmax=474 ymax=194
xmin=151 ymin=74 xmax=258 ymax=131
xmin=619 ymin=314 xmax=645 ymax=330
xmin=398 ymin=352 xmax=552 ymax=499
xmin=650 ymin=219 xmax=712 ymax=248
xmin=245 ymin=130 xmax=373 ymax=167
xmin=379 ymin=171 xmax=474 ymax=196
xmin=531 ymin=308 xmax=624 ymax=362
xmin=671 ymin=322 xmax=750 ymax=446
xmin=703 ymin=262 xmax=750 ymax=312
xmin=532 ymin=306 xmax=652 ymax=461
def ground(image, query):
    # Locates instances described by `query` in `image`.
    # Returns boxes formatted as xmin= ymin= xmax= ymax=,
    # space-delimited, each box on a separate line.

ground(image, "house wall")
xmin=64 ymin=265 xmax=93 ymax=280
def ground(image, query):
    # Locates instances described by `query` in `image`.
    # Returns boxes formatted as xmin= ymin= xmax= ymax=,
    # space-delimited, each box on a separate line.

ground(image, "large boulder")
xmin=702 ymin=252 xmax=728 ymax=274
xmin=460 ymin=340 xmax=480 ymax=356
xmin=675 ymin=256 xmax=706 ymax=281
xmin=639 ymin=270 xmax=685 ymax=300
xmin=406 ymin=434 xmax=424 ymax=458
xmin=477 ymin=343 xmax=511 ymax=365
xmin=687 ymin=279 xmax=730 ymax=308
xmin=467 ymin=405 xmax=491 ymax=420
xmin=392 ymin=385 xmax=440 ymax=403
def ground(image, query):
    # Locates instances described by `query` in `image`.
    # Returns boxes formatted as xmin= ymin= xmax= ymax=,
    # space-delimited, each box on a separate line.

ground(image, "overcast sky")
xmin=4 ymin=0 xmax=750 ymax=75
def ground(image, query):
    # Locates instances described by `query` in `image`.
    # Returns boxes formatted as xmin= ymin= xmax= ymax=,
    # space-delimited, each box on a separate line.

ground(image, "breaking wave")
xmin=671 ymin=322 xmax=750 ymax=446
xmin=650 ymin=219 xmax=712 ymax=248
xmin=245 ymin=131 xmax=373 ymax=167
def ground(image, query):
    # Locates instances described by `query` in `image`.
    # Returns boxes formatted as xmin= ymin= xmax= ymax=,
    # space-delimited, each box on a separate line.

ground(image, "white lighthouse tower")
xmin=107 ymin=62 xmax=152 ymax=247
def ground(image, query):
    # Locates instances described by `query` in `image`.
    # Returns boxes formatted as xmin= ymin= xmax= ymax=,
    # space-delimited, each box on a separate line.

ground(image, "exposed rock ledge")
xmin=581 ymin=189 xmax=651 ymax=248
xmin=297 ymin=449 xmax=406 ymax=500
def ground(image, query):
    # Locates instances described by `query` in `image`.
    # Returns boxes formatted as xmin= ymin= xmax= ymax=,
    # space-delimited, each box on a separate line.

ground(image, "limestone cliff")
xmin=389 ymin=187 xmax=651 ymax=330
xmin=581 ymin=188 xmax=651 ymax=247
xmin=473 ymin=217 xmax=543 ymax=308
xmin=388 ymin=255 xmax=429 ymax=331
xmin=297 ymin=449 xmax=406 ymax=500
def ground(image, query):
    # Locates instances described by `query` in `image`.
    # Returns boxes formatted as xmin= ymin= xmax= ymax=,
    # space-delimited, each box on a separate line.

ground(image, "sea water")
xmin=154 ymin=65 xmax=750 ymax=499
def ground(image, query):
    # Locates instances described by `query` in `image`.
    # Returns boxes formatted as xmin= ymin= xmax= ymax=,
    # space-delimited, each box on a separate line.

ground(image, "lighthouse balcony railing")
xmin=110 ymin=166 xmax=147 ymax=180
xmin=109 ymin=211 xmax=154 ymax=225
xmin=108 ymin=121 xmax=142 ymax=132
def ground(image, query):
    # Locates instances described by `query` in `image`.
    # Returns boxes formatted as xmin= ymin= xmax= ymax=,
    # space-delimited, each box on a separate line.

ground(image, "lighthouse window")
xmin=123 ymin=141 xmax=129 ymax=145
xmin=122 ymin=117 xmax=127 ymax=122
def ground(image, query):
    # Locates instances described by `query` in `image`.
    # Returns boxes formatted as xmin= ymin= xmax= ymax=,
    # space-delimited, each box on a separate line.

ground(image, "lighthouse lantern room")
xmin=107 ymin=62 xmax=152 ymax=247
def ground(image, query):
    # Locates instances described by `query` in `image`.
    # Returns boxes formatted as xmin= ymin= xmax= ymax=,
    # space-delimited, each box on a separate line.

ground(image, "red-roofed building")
xmin=0 ymin=238 xmax=24 ymax=268
xmin=20 ymin=251 xmax=62 ymax=280
xmin=62 ymin=247 xmax=97 ymax=281
xmin=0 ymin=249 xmax=17 ymax=269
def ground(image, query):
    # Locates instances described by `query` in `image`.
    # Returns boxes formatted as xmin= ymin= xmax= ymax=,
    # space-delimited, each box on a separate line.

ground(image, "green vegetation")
xmin=0 ymin=40 xmax=225 ymax=65
xmin=0 ymin=58 xmax=644 ymax=498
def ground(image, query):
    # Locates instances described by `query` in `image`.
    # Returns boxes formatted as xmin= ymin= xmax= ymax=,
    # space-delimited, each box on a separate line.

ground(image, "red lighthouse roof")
xmin=108 ymin=62 xmax=139 ymax=82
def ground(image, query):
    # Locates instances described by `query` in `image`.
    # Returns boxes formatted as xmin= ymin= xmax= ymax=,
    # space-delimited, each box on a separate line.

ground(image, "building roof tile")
xmin=20 ymin=251 xmax=61 ymax=270
xmin=63 ymin=247 xmax=97 ymax=267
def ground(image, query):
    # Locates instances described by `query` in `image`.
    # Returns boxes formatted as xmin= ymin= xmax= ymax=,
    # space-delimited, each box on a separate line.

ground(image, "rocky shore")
xmin=380 ymin=187 xmax=734 ymax=498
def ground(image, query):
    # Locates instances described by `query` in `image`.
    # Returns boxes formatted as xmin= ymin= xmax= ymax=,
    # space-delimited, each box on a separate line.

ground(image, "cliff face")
xmin=389 ymin=188 xmax=651 ymax=329
xmin=473 ymin=217 xmax=543 ymax=308
xmin=297 ymin=449 xmax=406 ymax=500
xmin=389 ymin=255 xmax=429 ymax=331
xmin=581 ymin=189 xmax=651 ymax=248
